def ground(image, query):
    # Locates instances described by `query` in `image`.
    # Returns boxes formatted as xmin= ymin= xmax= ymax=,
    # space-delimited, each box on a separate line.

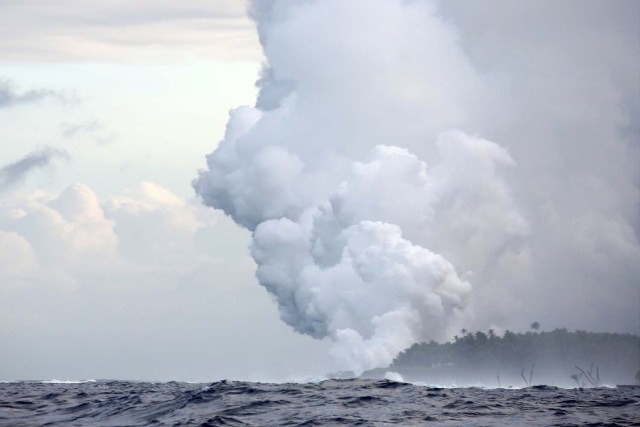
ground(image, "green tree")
xmin=530 ymin=321 xmax=540 ymax=332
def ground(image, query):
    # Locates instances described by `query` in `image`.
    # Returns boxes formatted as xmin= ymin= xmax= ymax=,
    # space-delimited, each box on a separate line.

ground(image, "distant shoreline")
xmin=362 ymin=329 xmax=640 ymax=388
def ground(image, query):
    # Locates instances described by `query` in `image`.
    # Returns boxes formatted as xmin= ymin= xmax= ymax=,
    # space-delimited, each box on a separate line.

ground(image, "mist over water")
xmin=194 ymin=0 xmax=640 ymax=374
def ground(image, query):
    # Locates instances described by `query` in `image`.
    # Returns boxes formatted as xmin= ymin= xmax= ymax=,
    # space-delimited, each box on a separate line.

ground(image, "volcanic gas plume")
xmin=194 ymin=0 xmax=640 ymax=373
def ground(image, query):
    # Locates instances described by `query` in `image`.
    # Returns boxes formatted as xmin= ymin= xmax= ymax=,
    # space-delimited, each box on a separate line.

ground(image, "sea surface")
xmin=0 ymin=379 xmax=638 ymax=426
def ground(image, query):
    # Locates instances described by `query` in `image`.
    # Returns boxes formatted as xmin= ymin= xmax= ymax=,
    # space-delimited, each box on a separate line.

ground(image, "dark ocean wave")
xmin=0 ymin=380 xmax=638 ymax=426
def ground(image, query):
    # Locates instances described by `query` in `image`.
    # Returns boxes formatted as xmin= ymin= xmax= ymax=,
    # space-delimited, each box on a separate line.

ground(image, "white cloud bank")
xmin=0 ymin=182 xmax=210 ymax=290
xmin=194 ymin=0 xmax=640 ymax=374
xmin=0 ymin=180 xmax=333 ymax=381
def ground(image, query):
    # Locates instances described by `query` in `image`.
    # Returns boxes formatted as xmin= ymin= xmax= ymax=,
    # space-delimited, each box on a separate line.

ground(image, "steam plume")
xmin=195 ymin=0 xmax=639 ymax=373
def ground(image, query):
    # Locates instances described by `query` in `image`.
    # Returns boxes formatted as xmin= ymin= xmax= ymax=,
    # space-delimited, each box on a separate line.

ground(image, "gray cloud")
xmin=0 ymin=79 xmax=71 ymax=108
xmin=60 ymin=120 xmax=102 ymax=138
xmin=0 ymin=147 xmax=70 ymax=190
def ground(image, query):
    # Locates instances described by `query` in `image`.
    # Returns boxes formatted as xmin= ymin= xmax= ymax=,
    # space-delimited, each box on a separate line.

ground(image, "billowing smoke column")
xmin=194 ymin=0 xmax=529 ymax=373
xmin=195 ymin=0 xmax=640 ymax=374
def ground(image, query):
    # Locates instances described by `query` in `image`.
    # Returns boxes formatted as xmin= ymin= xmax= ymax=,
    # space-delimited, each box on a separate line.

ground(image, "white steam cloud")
xmin=194 ymin=0 xmax=639 ymax=373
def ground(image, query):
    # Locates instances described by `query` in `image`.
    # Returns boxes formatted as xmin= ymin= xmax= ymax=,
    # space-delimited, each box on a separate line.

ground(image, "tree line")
xmin=363 ymin=326 xmax=640 ymax=387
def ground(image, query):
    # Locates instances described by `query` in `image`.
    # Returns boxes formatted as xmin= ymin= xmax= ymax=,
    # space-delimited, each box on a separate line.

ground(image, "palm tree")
xmin=530 ymin=321 xmax=540 ymax=332
xmin=461 ymin=328 xmax=468 ymax=336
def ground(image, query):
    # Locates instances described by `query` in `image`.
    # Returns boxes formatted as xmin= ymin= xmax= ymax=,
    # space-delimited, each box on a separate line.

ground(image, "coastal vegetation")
xmin=362 ymin=327 xmax=640 ymax=387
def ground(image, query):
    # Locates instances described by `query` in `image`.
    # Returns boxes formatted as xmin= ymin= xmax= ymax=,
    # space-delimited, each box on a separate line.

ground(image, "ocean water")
xmin=0 ymin=379 xmax=638 ymax=426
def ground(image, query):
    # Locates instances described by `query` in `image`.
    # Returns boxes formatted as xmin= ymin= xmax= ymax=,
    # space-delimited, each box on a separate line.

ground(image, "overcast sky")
xmin=0 ymin=0 xmax=638 ymax=381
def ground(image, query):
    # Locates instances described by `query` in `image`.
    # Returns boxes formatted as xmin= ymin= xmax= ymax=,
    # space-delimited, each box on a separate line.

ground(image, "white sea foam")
xmin=40 ymin=379 xmax=97 ymax=384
